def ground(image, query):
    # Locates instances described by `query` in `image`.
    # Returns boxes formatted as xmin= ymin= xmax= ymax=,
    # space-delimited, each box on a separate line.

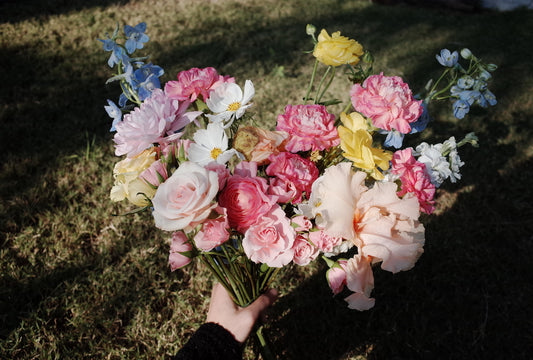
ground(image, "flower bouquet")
xmin=100 ymin=21 xmax=497 ymax=356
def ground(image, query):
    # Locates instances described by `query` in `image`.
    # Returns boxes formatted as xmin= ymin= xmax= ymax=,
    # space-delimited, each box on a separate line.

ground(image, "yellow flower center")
xmin=210 ymin=148 xmax=223 ymax=159
xmin=227 ymin=102 xmax=241 ymax=112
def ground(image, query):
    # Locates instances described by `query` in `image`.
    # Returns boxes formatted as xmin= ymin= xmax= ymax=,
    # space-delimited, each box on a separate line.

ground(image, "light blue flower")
xmin=457 ymin=75 xmax=475 ymax=90
xmin=99 ymin=37 xmax=129 ymax=68
xmin=436 ymin=49 xmax=459 ymax=67
xmin=481 ymin=90 xmax=497 ymax=107
xmin=453 ymin=99 xmax=470 ymax=119
xmin=410 ymin=102 xmax=431 ymax=134
xmin=104 ymin=100 xmax=122 ymax=131
xmin=124 ymin=22 xmax=150 ymax=54
xmin=133 ymin=63 xmax=164 ymax=100
xmin=381 ymin=129 xmax=405 ymax=149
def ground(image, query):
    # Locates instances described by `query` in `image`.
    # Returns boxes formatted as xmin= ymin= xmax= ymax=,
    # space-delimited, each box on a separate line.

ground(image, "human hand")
xmin=206 ymin=283 xmax=279 ymax=343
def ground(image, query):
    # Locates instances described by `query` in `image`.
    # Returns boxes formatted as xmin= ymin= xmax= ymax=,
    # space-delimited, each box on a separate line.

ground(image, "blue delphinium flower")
xmin=124 ymin=22 xmax=150 ymax=54
xmin=453 ymin=99 xmax=470 ymax=119
xmin=410 ymin=102 xmax=431 ymax=134
xmin=99 ymin=37 xmax=130 ymax=68
xmin=380 ymin=129 xmax=405 ymax=149
xmin=436 ymin=49 xmax=459 ymax=67
xmin=133 ymin=63 xmax=164 ymax=100
xmin=104 ymin=100 xmax=122 ymax=131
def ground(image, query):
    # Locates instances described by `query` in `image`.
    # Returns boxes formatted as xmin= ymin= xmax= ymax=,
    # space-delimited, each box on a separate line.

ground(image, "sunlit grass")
xmin=1 ymin=0 xmax=533 ymax=359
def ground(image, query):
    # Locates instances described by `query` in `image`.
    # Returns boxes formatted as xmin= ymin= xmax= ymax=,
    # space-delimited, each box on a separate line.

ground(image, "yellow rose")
xmin=110 ymin=148 xmax=157 ymax=207
xmin=313 ymin=29 xmax=364 ymax=67
xmin=338 ymin=112 xmax=392 ymax=179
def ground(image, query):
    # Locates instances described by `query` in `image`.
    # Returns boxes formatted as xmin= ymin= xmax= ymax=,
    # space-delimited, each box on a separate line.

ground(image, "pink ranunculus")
xmin=309 ymin=229 xmax=343 ymax=254
xmin=343 ymin=254 xmax=376 ymax=311
xmin=194 ymin=207 xmax=230 ymax=251
xmin=350 ymin=73 xmax=423 ymax=134
xmin=242 ymin=205 xmax=295 ymax=267
xmin=276 ymin=104 xmax=339 ymax=152
xmin=392 ymin=148 xmax=436 ymax=214
xmin=292 ymin=234 xmax=319 ymax=266
xmin=266 ymin=152 xmax=319 ymax=203
xmin=218 ymin=164 xmax=277 ymax=233
xmin=114 ymin=89 xmax=201 ymax=158
xmin=169 ymin=231 xmax=193 ymax=271
xmin=152 ymin=162 xmax=219 ymax=232
xmin=164 ymin=67 xmax=235 ymax=102
xmin=140 ymin=159 xmax=168 ymax=187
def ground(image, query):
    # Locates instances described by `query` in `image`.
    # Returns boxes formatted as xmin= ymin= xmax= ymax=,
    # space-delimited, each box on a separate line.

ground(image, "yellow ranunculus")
xmin=313 ymin=29 xmax=364 ymax=67
xmin=338 ymin=112 xmax=392 ymax=179
xmin=110 ymin=148 xmax=157 ymax=206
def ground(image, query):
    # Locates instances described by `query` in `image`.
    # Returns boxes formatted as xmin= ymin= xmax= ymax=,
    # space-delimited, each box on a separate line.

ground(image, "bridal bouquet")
xmin=100 ymin=22 xmax=496 ymax=313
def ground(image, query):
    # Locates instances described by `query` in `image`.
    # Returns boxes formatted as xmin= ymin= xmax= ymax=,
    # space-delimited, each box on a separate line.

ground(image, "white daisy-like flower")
xmin=206 ymin=80 xmax=254 ymax=128
xmin=188 ymin=122 xmax=240 ymax=166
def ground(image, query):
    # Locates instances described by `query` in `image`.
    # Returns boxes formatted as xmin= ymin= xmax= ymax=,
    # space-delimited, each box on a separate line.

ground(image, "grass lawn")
xmin=1 ymin=0 xmax=532 ymax=359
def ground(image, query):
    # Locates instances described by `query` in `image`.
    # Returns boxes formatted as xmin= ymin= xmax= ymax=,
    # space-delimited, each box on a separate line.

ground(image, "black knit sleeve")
xmin=172 ymin=322 xmax=242 ymax=360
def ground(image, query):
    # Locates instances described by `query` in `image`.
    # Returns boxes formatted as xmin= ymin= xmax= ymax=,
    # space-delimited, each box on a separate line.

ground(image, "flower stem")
xmin=304 ymin=60 xmax=319 ymax=102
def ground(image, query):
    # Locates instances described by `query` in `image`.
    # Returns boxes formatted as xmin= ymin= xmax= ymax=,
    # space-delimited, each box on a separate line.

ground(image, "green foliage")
xmin=1 ymin=0 xmax=533 ymax=359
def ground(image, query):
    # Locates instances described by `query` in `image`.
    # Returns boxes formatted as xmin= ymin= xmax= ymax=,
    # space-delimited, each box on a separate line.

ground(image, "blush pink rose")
xmin=276 ymin=104 xmax=339 ymax=152
xmin=291 ymin=215 xmax=312 ymax=232
xmin=242 ymin=205 xmax=295 ymax=267
xmin=218 ymin=163 xmax=277 ymax=233
xmin=266 ymin=152 xmax=319 ymax=203
xmin=169 ymin=231 xmax=193 ymax=271
xmin=267 ymin=177 xmax=297 ymax=204
xmin=350 ymin=73 xmax=423 ymax=134
xmin=292 ymin=234 xmax=319 ymax=266
xmin=152 ymin=162 xmax=219 ymax=232
xmin=194 ymin=207 xmax=230 ymax=251
xmin=164 ymin=67 xmax=235 ymax=102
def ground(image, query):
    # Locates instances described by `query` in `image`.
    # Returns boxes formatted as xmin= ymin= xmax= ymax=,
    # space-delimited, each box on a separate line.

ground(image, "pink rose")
xmin=242 ymin=205 xmax=295 ymax=267
xmin=292 ymin=234 xmax=319 ymax=266
xmin=140 ymin=159 xmax=168 ymax=187
xmin=350 ymin=73 xmax=423 ymax=134
xmin=194 ymin=207 xmax=230 ymax=251
xmin=266 ymin=152 xmax=319 ymax=203
xmin=218 ymin=164 xmax=277 ymax=233
xmin=276 ymin=104 xmax=339 ymax=152
xmin=169 ymin=231 xmax=193 ymax=271
xmin=164 ymin=67 xmax=235 ymax=102
xmin=291 ymin=215 xmax=312 ymax=232
xmin=326 ymin=263 xmax=347 ymax=295
xmin=267 ymin=177 xmax=297 ymax=204
xmin=152 ymin=162 xmax=219 ymax=232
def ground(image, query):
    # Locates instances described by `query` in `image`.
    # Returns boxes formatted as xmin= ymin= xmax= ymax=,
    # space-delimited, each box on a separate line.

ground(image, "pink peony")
xmin=152 ymin=162 xmax=219 ymax=232
xmin=194 ymin=207 xmax=230 ymax=251
xmin=164 ymin=67 xmax=235 ymax=102
xmin=276 ymin=104 xmax=339 ymax=152
xmin=169 ymin=231 xmax=193 ymax=271
xmin=392 ymin=148 xmax=436 ymax=214
xmin=291 ymin=234 xmax=319 ymax=266
xmin=266 ymin=152 xmax=319 ymax=203
xmin=218 ymin=162 xmax=277 ymax=233
xmin=114 ymin=89 xmax=201 ymax=158
xmin=350 ymin=73 xmax=423 ymax=134
xmin=242 ymin=205 xmax=295 ymax=267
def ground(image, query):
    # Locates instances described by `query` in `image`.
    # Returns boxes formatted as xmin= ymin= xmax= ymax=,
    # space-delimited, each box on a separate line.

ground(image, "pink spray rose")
xmin=114 ymin=89 xmax=201 ymax=158
xmin=392 ymin=148 xmax=436 ymax=214
xmin=309 ymin=229 xmax=343 ymax=254
xmin=266 ymin=152 xmax=319 ymax=203
xmin=276 ymin=104 xmax=339 ymax=152
xmin=291 ymin=234 xmax=319 ymax=266
xmin=194 ymin=207 xmax=230 ymax=251
xmin=350 ymin=73 xmax=423 ymax=134
xmin=151 ymin=162 xmax=219 ymax=232
xmin=168 ymin=231 xmax=193 ymax=271
xmin=326 ymin=261 xmax=347 ymax=295
xmin=218 ymin=162 xmax=277 ymax=233
xmin=164 ymin=67 xmax=235 ymax=102
xmin=242 ymin=205 xmax=295 ymax=267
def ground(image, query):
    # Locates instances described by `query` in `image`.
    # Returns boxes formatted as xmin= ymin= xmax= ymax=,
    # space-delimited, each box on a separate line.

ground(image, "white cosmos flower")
xmin=188 ymin=122 xmax=239 ymax=166
xmin=206 ymin=80 xmax=254 ymax=128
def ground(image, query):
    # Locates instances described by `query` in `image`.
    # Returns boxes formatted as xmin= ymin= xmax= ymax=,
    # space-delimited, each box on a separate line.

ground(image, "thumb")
xmin=244 ymin=288 xmax=279 ymax=320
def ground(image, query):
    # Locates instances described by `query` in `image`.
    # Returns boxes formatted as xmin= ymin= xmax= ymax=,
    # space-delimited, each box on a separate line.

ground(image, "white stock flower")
xmin=415 ymin=143 xmax=451 ymax=187
xmin=206 ymin=80 xmax=254 ymax=128
xmin=188 ymin=122 xmax=239 ymax=166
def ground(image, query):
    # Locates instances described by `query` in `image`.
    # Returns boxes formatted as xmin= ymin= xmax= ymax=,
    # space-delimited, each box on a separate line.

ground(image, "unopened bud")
xmin=306 ymin=24 xmax=317 ymax=36
xmin=460 ymin=48 xmax=473 ymax=59
xmin=486 ymin=63 xmax=498 ymax=72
